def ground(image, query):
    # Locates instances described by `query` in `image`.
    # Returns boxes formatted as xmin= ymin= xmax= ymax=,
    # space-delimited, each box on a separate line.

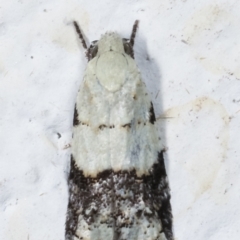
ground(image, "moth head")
xmin=87 ymin=33 xmax=134 ymax=60
xmin=73 ymin=20 xmax=139 ymax=60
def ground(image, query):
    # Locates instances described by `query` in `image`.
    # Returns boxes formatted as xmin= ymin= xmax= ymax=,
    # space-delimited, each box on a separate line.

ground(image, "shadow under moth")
xmin=65 ymin=20 xmax=173 ymax=240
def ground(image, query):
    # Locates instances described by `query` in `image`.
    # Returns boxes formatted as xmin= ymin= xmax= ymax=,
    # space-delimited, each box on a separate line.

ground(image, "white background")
xmin=0 ymin=0 xmax=240 ymax=239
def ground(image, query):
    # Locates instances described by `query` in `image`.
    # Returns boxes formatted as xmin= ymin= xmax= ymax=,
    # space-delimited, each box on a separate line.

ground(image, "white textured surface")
xmin=0 ymin=0 xmax=240 ymax=240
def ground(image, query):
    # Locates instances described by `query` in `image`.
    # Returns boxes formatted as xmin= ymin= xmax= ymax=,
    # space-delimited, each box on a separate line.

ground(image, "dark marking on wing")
xmin=65 ymin=151 xmax=173 ymax=240
xmin=122 ymin=123 xmax=131 ymax=128
xmin=99 ymin=124 xmax=107 ymax=130
xmin=158 ymin=151 xmax=173 ymax=240
xmin=99 ymin=124 xmax=115 ymax=130
xmin=144 ymin=151 xmax=173 ymax=240
xmin=97 ymin=169 xmax=113 ymax=179
xmin=149 ymin=102 xmax=156 ymax=124
xmin=65 ymin=155 xmax=81 ymax=239
xmin=73 ymin=105 xmax=80 ymax=126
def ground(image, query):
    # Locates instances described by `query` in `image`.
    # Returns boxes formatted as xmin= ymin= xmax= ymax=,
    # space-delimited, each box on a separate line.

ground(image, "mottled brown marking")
xmin=65 ymin=151 xmax=173 ymax=240
xmin=99 ymin=124 xmax=107 ymax=130
xmin=122 ymin=123 xmax=131 ymax=128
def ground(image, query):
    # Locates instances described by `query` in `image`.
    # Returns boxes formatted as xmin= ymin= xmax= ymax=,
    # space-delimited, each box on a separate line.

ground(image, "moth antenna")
xmin=73 ymin=21 xmax=88 ymax=50
xmin=129 ymin=20 xmax=139 ymax=47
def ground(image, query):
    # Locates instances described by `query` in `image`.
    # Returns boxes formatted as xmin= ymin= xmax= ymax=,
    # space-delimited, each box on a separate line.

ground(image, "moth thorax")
xmin=96 ymin=51 xmax=128 ymax=92
xmin=97 ymin=32 xmax=125 ymax=54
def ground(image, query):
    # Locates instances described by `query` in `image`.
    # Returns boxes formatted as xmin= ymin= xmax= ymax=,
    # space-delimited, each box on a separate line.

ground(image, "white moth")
xmin=65 ymin=20 xmax=173 ymax=240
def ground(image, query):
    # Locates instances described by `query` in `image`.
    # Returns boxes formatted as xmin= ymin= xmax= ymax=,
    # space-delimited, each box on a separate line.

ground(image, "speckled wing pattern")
xmin=65 ymin=21 xmax=173 ymax=240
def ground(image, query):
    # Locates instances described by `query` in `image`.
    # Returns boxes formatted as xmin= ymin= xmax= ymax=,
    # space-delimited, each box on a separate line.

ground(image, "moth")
xmin=65 ymin=20 xmax=173 ymax=240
